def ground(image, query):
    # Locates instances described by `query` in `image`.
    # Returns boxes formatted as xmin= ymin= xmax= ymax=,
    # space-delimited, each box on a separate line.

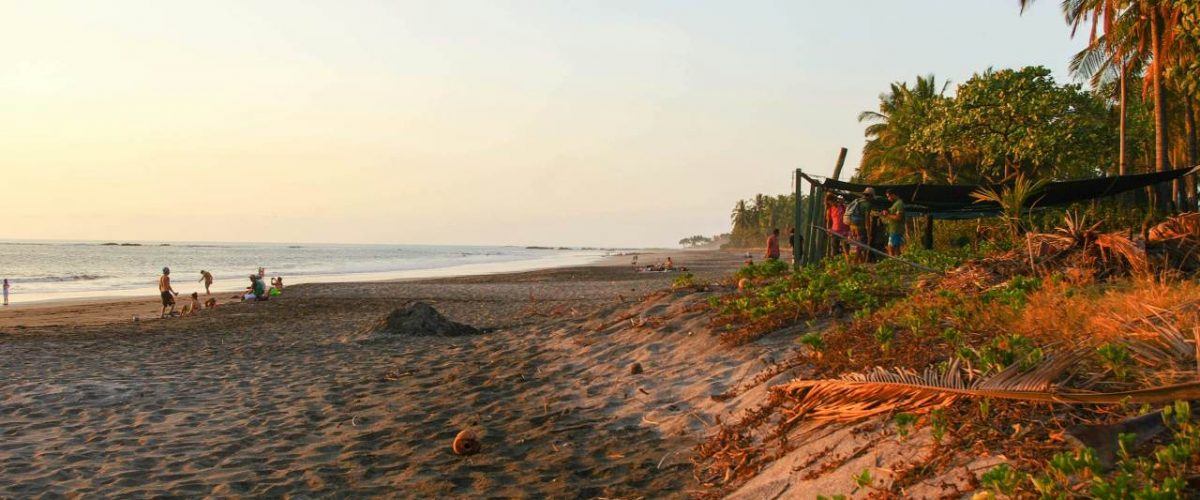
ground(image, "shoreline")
xmin=0 ymin=248 xmax=708 ymax=329
xmin=1 ymin=249 xmax=621 ymax=306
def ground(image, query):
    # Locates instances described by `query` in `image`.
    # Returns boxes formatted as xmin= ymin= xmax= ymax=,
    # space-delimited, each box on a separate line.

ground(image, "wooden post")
xmin=831 ymin=147 xmax=848 ymax=181
xmin=923 ymin=214 xmax=934 ymax=250
xmin=814 ymin=186 xmax=827 ymax=260
xmin=793 ymin=169 xmax=803 ymax=269
xmin=827 ymin=148 xmax=848 ymax=258
xmin=804 ymin=183 xmax=820 ymax=265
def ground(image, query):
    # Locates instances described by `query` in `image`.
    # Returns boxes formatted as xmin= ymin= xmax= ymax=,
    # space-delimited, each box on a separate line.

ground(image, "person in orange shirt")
xmin=764 ymin=228 xmax=781 ymax=261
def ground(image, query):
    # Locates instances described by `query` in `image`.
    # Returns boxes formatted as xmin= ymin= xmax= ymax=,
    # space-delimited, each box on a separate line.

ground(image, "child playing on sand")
xmin=199 ymin=270 xmax=214 ymax=295
xmin=159 ymin=267 xmax=178 ymax=318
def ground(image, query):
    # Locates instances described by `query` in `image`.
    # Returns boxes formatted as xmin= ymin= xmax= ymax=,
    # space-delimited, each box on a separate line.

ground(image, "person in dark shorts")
xmin=159 ymin=267 xmax=178 ymax=318
xmin=882 ymin=189 xmax=906 ymax=256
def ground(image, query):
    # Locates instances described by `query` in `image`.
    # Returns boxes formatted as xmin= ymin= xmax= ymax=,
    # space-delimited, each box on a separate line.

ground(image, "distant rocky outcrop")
xmin=361 ymin=302 xmax=480 ymax=339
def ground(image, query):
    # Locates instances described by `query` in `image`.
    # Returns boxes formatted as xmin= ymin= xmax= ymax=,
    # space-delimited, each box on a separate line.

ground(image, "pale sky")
xmin=2 ymin=1 xmax=1089 ymax=247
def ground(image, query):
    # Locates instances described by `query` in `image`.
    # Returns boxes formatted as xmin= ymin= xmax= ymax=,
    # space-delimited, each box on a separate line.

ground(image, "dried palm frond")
xmin=1110 ymin=300 xmax=1200 ymax=370
xmin=1149 ymin=212 xmax=1200 ymax=242
xmin=776 ymin=349 xmax=1200 ymax=430
xmin=1094 ymin=233 xmax=1148 ymax=275
xmin=777 ymin=352 xmax=1080 ymax=424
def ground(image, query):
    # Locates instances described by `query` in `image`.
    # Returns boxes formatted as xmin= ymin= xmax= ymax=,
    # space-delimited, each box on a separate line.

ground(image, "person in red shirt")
xmin=825 ymin=194 xmax=850 ymax=255
xmin=765 ymin=228 xmax=781 ymax=261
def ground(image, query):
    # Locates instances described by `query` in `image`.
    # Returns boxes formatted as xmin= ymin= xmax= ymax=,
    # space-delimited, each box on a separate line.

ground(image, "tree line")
xmin=726 ymin=1 xmax=1200 ymax=247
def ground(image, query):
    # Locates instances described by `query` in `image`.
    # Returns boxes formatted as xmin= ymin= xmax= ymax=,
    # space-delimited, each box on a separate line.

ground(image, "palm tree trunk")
xmin=1187 ymin=96 xmax=1199 ymax=210
xmin=1119 ymin=59 xmax=1128 ymax=177
xmin=1151 ymin=7 xmax=1173 ymax=212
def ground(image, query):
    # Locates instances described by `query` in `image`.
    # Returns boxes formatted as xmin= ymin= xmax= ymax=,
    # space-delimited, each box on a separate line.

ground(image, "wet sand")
xmin=0 ymin=250 xmax=787 ymax=498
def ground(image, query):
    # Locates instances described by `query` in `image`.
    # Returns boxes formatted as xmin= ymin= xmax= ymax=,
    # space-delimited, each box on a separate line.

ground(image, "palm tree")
xmin=1020 ymin=0 xmax=1186 ymax=210
xmin=1070 ymin=28 xmax=1146 ymax=177
xmin=731 ymin=200 xmax=750 ymax=228
xmin=857 ymin=75 xmax=952 ymax=184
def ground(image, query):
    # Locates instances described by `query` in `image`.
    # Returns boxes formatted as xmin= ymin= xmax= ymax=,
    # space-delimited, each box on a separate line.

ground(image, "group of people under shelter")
xmin=157 ymin=266 xmax=284 ymax=318
xmin=763 ymin=187 xmax=907 ymax=263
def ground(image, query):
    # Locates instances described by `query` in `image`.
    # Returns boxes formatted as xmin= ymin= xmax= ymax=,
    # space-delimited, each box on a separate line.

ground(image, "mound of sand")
xmin=363 ymin=302 xmax=480 ymax=338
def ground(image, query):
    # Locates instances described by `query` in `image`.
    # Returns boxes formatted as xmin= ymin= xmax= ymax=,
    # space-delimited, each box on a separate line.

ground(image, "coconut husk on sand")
xmin=362 ymin=302 xmax=480 ymax=338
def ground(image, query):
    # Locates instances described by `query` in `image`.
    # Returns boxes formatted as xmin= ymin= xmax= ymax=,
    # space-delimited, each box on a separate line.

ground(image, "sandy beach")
xmin=0 ymin=249 xmax=792 ymax=497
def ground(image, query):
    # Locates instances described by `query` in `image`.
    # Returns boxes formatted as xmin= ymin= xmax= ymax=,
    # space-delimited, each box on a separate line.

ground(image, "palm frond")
xmin=777 ymin=349 xmax=1200 ymax=428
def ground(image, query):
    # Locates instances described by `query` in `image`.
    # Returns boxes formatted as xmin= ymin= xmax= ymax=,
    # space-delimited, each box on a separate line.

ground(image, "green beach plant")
xmin=970 ymin=174 xmax=1049 ymax=240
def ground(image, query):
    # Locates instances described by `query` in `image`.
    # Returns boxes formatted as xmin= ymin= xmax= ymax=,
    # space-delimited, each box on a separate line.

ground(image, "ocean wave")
xmin=17 ymin=274 xmax=111 ymax=283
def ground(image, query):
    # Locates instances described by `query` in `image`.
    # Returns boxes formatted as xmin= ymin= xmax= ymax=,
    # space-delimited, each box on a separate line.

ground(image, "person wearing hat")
xmin=844 ymin=188 xmax=874 ymax=262
xmin=159 ymin=267 xmax=178 ymax=318
xmin=825 ymin=193 xmax=850 ymax=257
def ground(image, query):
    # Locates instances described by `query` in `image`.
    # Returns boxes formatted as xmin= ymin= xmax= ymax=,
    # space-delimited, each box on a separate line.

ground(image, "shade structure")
xmin=820 ymin=166 xmax=1198 ymax=219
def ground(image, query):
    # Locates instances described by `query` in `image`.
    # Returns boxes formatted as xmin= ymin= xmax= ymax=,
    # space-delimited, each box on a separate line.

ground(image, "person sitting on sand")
xmin=180 ymin=292 xmax=202 ymax=317
xmin=199 ymin=270 xmax=214 ymax=295
xmin=764 ymin=228 xmax=781 ymax=261
xmin=159 ymin=267 xmax=178 ymax=318
xmin=242 ymin=275 xmax=268 ymax=302
xmin=665 ymin=257 xmax=674 ymax=270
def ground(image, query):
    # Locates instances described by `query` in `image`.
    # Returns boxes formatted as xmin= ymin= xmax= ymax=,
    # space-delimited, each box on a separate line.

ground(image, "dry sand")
xmin=0 ymin=250 xmax=799 ymax=497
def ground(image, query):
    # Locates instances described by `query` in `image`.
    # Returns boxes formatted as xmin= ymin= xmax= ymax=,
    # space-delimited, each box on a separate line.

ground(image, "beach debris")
xmin=452 ymin=429 xmax=481 ymax=456
xmin=1065 ymin=411 xmax=1166 ymax=470
xmin=362 ymin=302 xmax=480 ymax=338
xmin=630 ymin=362 xmax=644 ymax=375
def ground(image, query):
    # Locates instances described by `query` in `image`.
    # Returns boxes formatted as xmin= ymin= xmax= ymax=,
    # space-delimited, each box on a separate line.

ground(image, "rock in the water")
xmin=364 ymin=302 xmax=480 ymax=338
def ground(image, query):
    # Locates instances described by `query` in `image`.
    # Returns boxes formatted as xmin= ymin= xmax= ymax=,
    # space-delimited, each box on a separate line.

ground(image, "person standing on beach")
xmin=199 ymin=270 xmax=214 ymax=295
xmin=845 ymin=188 xmax=873 ymax=263
xmin=2 ymin=279 xmax=9 ymax=306
xmin=825 ymin=194 xmax=849 ymax=256
xmin=882 ymin=189 xmax=906 ymax=257
xmin=159 ymin=267 xmax=178 ymax=318
xmin=764 ymin=228 xmax=780 ymax=261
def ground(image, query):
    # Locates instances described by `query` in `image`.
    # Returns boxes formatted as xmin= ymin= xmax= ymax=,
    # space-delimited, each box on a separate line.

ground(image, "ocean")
xmin=0 ymin=240 xmax=609 ymax=304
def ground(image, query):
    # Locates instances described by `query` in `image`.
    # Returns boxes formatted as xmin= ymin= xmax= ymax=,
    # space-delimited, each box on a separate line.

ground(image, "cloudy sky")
xmin=2 ymin=1 xmax=1089 ymax=247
